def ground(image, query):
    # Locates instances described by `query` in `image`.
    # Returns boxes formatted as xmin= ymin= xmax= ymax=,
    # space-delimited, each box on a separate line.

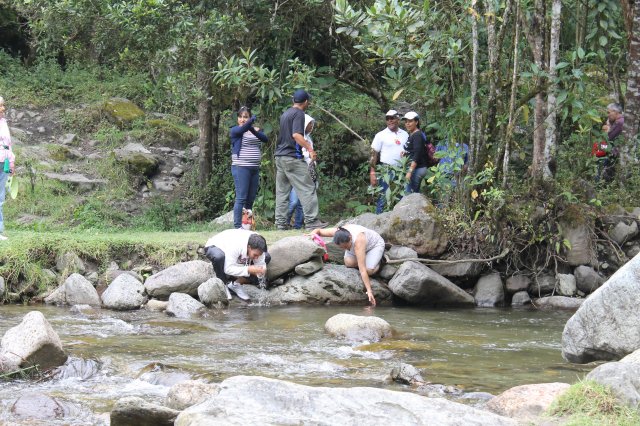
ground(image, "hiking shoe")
xmin=224 ymin=283 xmax=233 ymax=300
xmin=227 ymin=282 xmax=250 ymax=301
xmin=305 ymin=219 xmax=328 ymax=230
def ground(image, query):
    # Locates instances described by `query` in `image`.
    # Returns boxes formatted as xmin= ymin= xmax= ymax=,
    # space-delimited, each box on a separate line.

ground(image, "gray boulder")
xmin=105 ymin=269 xmax=144 ymax=285
xmin=622 ymin=349 xmax=640 ymax=364
xmin=586 ymin=362 xmax=640 ymax=408
xmin=527 ymin=273 xmax=555 ymax=297
xmin=324 ymin=313 xmax=392 ymax=342
xmin=609 ymin=220 xmax=639 ymax=245
xmin=505 ymin=275 xmax=531 ymax=294
xmin=166 ymin=293 xmax=206 ymax=318
xmin=114 ymin=143 xmax=159 ymax=177
xmin=197 ymin=278 xmax=228 ymax=307
xmin=379 ymin=264 xmax=398 ymax=280
xmin=266 ymin=236 xmax=326 ymax=281
xmin=561 ymin=220 xmax=596 ymax=266
xmin=390 ymin=363 xmax=425 ymax=385
xmin=43 ymin=172 xmax=107 ymax=192
xmin=294 ymin=257 xmax=324 ymax=276
xmin=386 ymin=245 xmax=418 ymax=261
xmin=388 ymin=261 xmax=474 ymax=307
xmin=144 ymin=299 xmax=169 ymax=312
xmin=166 ymin=380 xmax=220 ymax=411
xmin=175 ymin=376 xmax=516 ymax=426
xmin=563 ymin=252 xmax=640 ymax=363
xmin=260 ymin=264 xmax=391 ymax=305
xmin=573 ymin=265 xmax=605 ymax=294
xmin=0 ymin=311 xmax=67 ymax=370
xmin=486 ymin=383 xmax=570 ymax=420
xmin=431 ymin=260 xmax=484 ymax=286
xmin=473 ymin=273 xmax=504 ymax=307
xmin=210 ymin=210 xmax=233 ymax=228
xmin=101 ymin=274 xmax=147 ymax=310
xmin=55 ymin=251 xmax=85 ymax=274
xmin=511 ymin=291 xmax=531 ymax=306
xmin=556 ymin=273 xmax=577 ymax=297
xmin=144 ymin=260 xmax=213 ymax=299
xmin=45 ymin=273 xmax=100 ymax=306
xmin=533 ymin=296 xmax=583 ymax=310
xmin=110 ymin=396 xmax=179 ymax=426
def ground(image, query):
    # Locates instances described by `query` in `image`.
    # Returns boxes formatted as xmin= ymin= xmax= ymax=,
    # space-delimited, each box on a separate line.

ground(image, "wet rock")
xmin=110 ymin=396 xmax=179 ymax=426
xmin=259 ymin=264 xmax=391 ymax=306
xmin=510 ymin=291 xmax=531 ymax=306
xmin=101 ymin=274 xmax=147 ymax=310
xmin=586 ymin=362 xmax=640 ymax=408
xmin=166 ymin=380 xmax=220 ymax=410
xmin=390 ymin=362 xmax=424 ymax=385
xmin=144 ymin=299 xmax=169 ymax=312
xmin=139 ymin=369 xmax=191 ymax=387
xmin=473 ymin=273 xmax=504 ymax=307
xmin=166 ymin=293 xmax=206 ymax=318
xmin=50 ymin=357 xmax=101 ymax=380
xmin=556 ymin=273 xmax=577 ymax=296
xmin=69 ymin=304 xmax=99 ymax=315
xmin=266 ymin=236 xmax=326 ymax=281
xmin=324 ymin=313 xmax=392 ymax=342
xmin=144 ymin=260 xmax=213 ymax=299
xmin=11 ymin=393 xmax=80 ymax=420
xmin=388 ymin=261 xmax=474 ymax=307
xmin=573 ymin=265 xmax=605 ymax=294
xmin=505 ymin=275 xmax=531 ymax=294
xmin=563 ymin=252 xmax=640 ymax=363
xmin=533 ymin=296 xmax=583 ymax=310
xmin=415 ymin=383 xmax=463 ymax=398
xmin=609 ymin=220 xmax=638 ymax=245
xmin=197 ymin=277 xmax=228 ymax=307
xmin=55 ymin=251 xmax=86 ymax=274
xmin=486 ymin=383 xmax=570 ymax=420
xmin=175 ymin=376 xmax=516 ymax=425
xmin=294 ymin=256 xmax=324 ymax=276
xmin=45 ymin=273 xmax=100 ymax=306
xmin=527 ymin=273 xmax=555 ymax=297
xmin=0 ymin=311 xmax=67 ymax=370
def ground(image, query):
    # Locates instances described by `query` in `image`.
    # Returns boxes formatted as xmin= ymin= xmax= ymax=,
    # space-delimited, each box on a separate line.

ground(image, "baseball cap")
xmin=293 ymin=89 xmax=311 ymax=103
xmin=402 ymin=111 xmax=420 ymax=120
xmin=385 ymin=109 xmax=400 ymax=118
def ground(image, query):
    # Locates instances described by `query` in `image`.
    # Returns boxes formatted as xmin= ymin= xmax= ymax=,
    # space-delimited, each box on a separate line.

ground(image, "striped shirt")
xmin=232 ymin=131 xmax=262 ymax=167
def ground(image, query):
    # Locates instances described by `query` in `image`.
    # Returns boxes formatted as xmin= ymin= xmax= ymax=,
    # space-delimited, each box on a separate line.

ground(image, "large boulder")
xmin=347 ymin=194 xmax=448 ymax=256
xmin=197 ymin=277 xmax=228 ymax=307
xmin=324 ymin=314 xmax=393 ymax=342
xmin=144 ymin=260 xmax=213 ymax=299
xmin=486 ymin=383 xmax=570 ymax=420
xmin=266 ymin=236 xmax=326 ymax=281
xmin=431 ymin=259 xmax=484 ymax=288
xmin=165 ymin=293 xmax=206 ymax=318
xmin=388 ymin=261 xmax=475 ymax=307
xmin=110 ymin=396 xmax=179 ymax=426
xmin=527 ymin=273 xmax=555 ymax=297
xmin=257 ymin=264 xmax=391 ymax=305
xmin=175 ymin=376 xmax=516 ymax=426
xmin=114 ymin=143 xmax=159 ymax=177
xmin=0 ymin=311 xmax=67 ymax=370
xmin=573 ymin=265 xmax=605 ymax=294
xmin=101 ymin=274 xmax=148 ymax=310
xmin=586 ymin=362 xmax=640 ymax=408
xmin=473 ymin=273 xmax=504 ymax=307
xmin=505 ymin=275 xmax=531 ymax=294
xmin=44 ymin=273 xmax=101 ymax=306
xmin=562 ymin=252 xmax=640 ymax=363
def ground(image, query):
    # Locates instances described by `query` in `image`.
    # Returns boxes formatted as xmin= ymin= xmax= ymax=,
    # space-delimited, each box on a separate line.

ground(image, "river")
xmin=0 ymin=304 xmax=592 ymax=425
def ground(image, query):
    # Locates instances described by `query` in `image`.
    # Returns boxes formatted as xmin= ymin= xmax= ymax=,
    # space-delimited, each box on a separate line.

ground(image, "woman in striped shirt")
xmin=229 ymin=106 xmax=268 ymax=229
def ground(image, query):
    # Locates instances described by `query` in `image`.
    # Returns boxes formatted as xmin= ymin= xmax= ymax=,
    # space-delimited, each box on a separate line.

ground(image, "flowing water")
xmin=0 ymin=304 xmax=593 ymax=425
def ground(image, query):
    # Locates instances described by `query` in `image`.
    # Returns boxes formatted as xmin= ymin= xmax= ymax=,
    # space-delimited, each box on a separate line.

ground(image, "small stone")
xmin=37 ymin=127 xmax=46 ymax=133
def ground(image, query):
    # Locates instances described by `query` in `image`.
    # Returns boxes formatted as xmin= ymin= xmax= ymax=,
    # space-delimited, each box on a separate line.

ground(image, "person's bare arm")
xmin=309 ymin=227 xmax=337 ymax=237
xmin=354 ymin=234 xmax=376 ymax=306
xmin=369 ymin=149 xmax=379 ymax=186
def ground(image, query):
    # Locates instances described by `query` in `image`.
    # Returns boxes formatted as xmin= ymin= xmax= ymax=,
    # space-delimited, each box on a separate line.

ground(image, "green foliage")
xmin=368 ymin=158 xmax=410 ymax=212
xmin=131 ymin=196 xmax=183 ymax=231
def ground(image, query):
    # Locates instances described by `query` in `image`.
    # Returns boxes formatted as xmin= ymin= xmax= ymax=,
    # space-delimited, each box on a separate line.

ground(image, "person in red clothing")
xmin=594 ymin=103 xmax=624 ymax=183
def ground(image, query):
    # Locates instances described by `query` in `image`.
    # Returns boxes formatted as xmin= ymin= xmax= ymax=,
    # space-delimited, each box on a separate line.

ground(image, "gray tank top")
xmin=343 ymin=224 xmax=385 ymax=256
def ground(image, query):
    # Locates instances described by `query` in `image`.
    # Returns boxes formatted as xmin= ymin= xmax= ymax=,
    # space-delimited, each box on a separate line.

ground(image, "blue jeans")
xmin=231 ymin=166 xmax=260 ymax=229
xmin=286 ymin=188 xmax=304 ymax=229
xmin=0 ymin=172 xmax=8 ymax=233
xmin=405 ymin=166 xmax=427 ymax=194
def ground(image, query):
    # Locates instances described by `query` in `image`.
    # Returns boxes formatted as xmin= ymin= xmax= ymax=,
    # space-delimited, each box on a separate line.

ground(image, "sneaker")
xmin=305 ymin=219 xmax=328 ymax=230
xmin=227 ymin=282 xmax=251 ymax=301
xmin=224 ymin=283 xmax=233 ymax=300
xmin=0 ymin=235 xmax=7 ymax=241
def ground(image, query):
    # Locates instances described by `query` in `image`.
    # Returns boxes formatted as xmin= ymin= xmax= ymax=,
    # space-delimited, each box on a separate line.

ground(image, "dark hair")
xmin=248 ymin=234 xmax=267 ymax=252
xmin=333 ymin=227 xmax=352 ymax=245
xmin=238 ymin=106 xmax=251 ymax=117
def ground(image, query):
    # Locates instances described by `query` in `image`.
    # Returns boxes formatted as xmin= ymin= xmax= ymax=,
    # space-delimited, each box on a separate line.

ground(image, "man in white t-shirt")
xmin=369 ymin=109 xmax=409 ymax=213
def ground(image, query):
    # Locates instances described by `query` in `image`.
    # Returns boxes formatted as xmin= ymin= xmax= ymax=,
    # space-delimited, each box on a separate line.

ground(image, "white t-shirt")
xmin=370 ymin=127 xmax=408 ymax=166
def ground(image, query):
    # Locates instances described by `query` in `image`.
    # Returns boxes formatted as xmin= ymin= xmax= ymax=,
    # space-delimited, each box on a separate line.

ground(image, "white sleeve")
xmin=371 ymin=132 xmax=382 ymax=152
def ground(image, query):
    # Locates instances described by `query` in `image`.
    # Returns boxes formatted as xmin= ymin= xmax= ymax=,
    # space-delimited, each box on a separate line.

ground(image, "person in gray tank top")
xmin=310 ymin=224 xmax=385 ymax=306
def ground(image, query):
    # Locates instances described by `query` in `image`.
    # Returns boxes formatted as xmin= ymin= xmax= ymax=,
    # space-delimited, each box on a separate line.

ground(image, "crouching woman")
xmin=310 ymin=225 xmax=385 ymax=306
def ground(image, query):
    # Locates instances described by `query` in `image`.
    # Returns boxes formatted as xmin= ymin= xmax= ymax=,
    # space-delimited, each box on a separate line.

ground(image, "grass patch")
xmin=547 ymin=379 xmax=640 ymax=426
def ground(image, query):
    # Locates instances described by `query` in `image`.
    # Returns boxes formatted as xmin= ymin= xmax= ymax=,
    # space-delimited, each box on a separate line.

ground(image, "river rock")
xmin=533 ymin=296 xmax=583 ymax=310
xmin=197 ymin=277 xmax=228 ymax=307
xmin=556 ymin=273 xmax=577 ymax=296
xmin=259 ymin=264 xmax=391 ymax=305
xmin=44 ymin=273 xmax=101 ymax=306
xmin=11 ymin=393 xmax=80 ymax=420
xmin=166 ymin=380 xmax=220 ymax=410
xmin=431 ymin=259 xmax=484 ymax=287
xmin=386 ymin=245 xmax=418 ymax=261
xmin=511 ymin=291 xmax=531 ymax=306
xmin=266 ymin=236 xmax=326 ymax=281
xmin=294 ymin=257 xmax=324 ymax=276
xmin=573 ymin=265 xmax=605 ymax=294
xmin=527 ymin=273 xmax=555 ymax=297
xmin=561 ymin=220 xmax=596 ymax=266
xmin=622 ymin=349 xmax=640 ymax=364
xmin=101 ymin=274 xmax=147 ymax=310
xmin=325 ymin=239 xmax=346 ymax=264
xmin=486 ymin=382 xmax=570 ymax=420
xmin=175 ymin=376 xmax=516 ymax=426
xmin=609 ymin=220 xmax=638 ymax=245
xmin=390 ymin=362 xmax=425 ymax=385
xmin=144 ymin=260 xmax=213 ymax=299
xmin=324 ymin=314 xmax=392 ymax=342
xmin=110 ymin=396 xmax=179 ymax=426
xmin=166 ymin=293 xmax=206 ymax=318
xmin=145 ymin=299 xmax=169 ymax=312
xmin=473 ymin=273 xmax=504 ymax=307
xmin=55 ymin=251 xmax=86 ymax=274
xmin=505 ymin=275 xmax=531 ymax=294
xmin=586 ymin=361 xmax=640 ymax=408
xmin=105 ymin=269 xmax=144 ymax=284
xmin=0 ymin=311 xmax=67 ymax=370
xmin=388 ymin=261 xmax=475 ymax=307
xmin=379 ymin=264 xmax=398 ymax=280
xmin=563 ymin=252 xmax=640 ymax=363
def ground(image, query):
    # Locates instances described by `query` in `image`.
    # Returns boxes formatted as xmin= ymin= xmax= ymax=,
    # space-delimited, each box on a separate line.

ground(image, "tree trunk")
xmin=543 ymin=0 xmax=562 ymax=180
xmin=197 ymin=86 xmax=213 ymax=187
xmin=468 ymin=0 xmax=480 ymax=174
xmin=502 ymin=0 xmax=521 ymax=187
xmin=622 ymin=0 xmax=640 ymax=165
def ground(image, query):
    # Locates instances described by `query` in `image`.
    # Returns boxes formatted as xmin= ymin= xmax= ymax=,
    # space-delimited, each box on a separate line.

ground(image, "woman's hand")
xmin=405 ymin=171 xmax=412 ymax=181
xmin=366 ymin=290 xmax=377 ymax=307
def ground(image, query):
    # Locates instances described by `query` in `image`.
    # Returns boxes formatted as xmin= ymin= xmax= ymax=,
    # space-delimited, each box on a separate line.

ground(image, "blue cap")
xmin=293 ymin=89 xmax=311 ymax=103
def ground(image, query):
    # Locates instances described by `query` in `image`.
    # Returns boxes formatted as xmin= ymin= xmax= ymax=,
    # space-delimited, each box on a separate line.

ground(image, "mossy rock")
xmin=145 ymin=119 xmax=197 ymax=148
xmin=102 ymin=98 xmax=145 ymax=128
xmin=123 ymin=153 xmax=159 ymax=177
xmin=46 ymin=144 xmax=76 ymax=162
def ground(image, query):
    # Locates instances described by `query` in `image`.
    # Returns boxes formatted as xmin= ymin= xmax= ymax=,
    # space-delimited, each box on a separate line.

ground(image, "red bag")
xmin=592 ymin=141 xmax=608 ymax=158
xmin=241 ymin=209 xmax=256 ymax=230
xmin=311 ymin=234 xmax=329 ymax=262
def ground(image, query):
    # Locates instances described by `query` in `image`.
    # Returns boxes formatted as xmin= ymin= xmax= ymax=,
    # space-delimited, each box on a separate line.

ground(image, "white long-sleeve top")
xmin=205 ymin=229 xmax=266 ymax=277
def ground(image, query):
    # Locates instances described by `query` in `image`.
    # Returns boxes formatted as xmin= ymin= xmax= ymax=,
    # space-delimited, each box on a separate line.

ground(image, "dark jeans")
xmin=404 ymin=166 xmax=427 ymax=194
xmin=204 ymin=246 xmax=271 ymax=285
xmin=231 ymin=165 xmax=260 ymax=229
xmin=375 ymin=170 xmax=396 ymax=214
xmin=286 ymin=188 xmax=304 ymax=229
